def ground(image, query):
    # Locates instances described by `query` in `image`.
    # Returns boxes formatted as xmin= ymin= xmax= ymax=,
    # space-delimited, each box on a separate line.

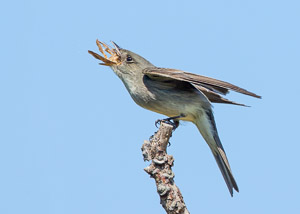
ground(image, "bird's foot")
xmin=155 ymin=114 xmax=186 ymax=130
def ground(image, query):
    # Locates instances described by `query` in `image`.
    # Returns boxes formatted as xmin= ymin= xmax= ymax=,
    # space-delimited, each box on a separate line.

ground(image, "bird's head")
xmin=88 ymin=40 xmax=153 ymax=78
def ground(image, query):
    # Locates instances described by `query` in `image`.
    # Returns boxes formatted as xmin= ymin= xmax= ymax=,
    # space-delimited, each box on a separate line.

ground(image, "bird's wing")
xmin=143 ymin=68 xmax=261 ymax=100
xmin=191 ymin=84 xmax=249 ymax=107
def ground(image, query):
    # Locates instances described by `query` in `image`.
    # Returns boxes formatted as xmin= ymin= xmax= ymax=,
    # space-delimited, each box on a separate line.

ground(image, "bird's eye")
xmin=126 ymin=55 xmax=133 ymax=62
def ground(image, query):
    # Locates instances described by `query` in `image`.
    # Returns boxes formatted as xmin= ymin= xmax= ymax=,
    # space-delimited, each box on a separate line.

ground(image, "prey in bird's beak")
xmin=88 ymin=39 xmax=122 ymax=66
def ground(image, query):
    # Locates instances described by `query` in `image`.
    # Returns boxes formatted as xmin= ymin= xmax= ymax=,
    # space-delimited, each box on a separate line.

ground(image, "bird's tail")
xmin=195 ymin=110 xmax=239 ymax=196
xmin=212 ymin=146 xmax=239 ymax=196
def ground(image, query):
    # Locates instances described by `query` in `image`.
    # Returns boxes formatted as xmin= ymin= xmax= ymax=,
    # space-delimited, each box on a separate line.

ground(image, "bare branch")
xmin=141 ymin=122 xmax=190 ymax=214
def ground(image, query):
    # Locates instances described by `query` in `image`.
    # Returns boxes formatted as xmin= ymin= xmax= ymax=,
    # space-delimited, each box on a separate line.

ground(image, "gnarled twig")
xmin=141 ymin=122 xmax=190 ymax=214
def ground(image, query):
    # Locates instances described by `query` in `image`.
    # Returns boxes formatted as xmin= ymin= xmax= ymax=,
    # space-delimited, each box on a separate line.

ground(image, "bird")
xmin=88 ymin=40 xmax=261 ymax=196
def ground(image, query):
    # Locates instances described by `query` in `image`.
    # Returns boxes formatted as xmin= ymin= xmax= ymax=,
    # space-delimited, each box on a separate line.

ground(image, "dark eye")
xmin=126 ymin=55 xmax=133 ymax=62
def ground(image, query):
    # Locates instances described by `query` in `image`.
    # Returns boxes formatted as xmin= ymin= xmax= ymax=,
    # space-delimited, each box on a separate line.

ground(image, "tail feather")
xmin=213 ymin=148 xmax=239 ymax=196
xmin=195 ymin=108 xmax=239 ymax=196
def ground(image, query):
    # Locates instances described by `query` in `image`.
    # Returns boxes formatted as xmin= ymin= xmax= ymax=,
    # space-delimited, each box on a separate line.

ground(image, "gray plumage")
xmin=88 ymin=42 xmax=261 ymax=196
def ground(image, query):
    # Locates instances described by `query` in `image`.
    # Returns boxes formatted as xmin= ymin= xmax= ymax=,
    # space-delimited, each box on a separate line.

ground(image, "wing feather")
xmin=143 ymin=68 xmax=261 ymax=99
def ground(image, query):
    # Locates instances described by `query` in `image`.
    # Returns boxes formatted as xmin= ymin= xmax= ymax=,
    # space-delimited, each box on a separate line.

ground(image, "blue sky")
xmin=1 ymin=0 xmax=300 ymax=213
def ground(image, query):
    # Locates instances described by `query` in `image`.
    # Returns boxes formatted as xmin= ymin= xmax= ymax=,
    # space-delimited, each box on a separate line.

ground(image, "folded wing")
xmin=143 ymin=68 xmax=261 ymax=106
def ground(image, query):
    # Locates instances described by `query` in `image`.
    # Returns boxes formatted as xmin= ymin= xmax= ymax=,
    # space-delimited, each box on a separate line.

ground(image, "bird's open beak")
xmin=88 ymin=39 xmax=122 ymax=66
xmin=111 ymin=41 xmax=121 ymax=56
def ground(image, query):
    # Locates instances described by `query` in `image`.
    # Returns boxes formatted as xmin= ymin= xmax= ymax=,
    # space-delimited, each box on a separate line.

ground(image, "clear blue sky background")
xmin=1 ymin=0 xmax=300 ymax=213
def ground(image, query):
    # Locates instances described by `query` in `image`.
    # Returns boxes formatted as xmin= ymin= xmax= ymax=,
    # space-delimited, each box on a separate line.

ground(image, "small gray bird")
xmin=88 ymin=40 xmax=261 ymax=196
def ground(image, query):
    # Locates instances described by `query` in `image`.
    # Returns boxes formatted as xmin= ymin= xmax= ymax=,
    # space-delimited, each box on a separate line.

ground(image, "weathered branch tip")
xmin=141 ymin=122 xmax=190 ymax=214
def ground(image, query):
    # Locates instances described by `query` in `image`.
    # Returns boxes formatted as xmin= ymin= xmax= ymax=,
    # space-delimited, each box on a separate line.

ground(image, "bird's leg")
xmin=155 ymin=114 xmax=186 ymax=130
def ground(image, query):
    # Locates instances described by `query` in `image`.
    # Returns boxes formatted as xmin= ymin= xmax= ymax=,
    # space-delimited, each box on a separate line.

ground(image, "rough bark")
xmin=141 ymin=122 xmax=190 ymax=214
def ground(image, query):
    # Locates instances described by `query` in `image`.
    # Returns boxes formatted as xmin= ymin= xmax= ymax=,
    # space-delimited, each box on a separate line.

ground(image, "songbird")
xmin=88 ymin=40 xmax=261 ymax=196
